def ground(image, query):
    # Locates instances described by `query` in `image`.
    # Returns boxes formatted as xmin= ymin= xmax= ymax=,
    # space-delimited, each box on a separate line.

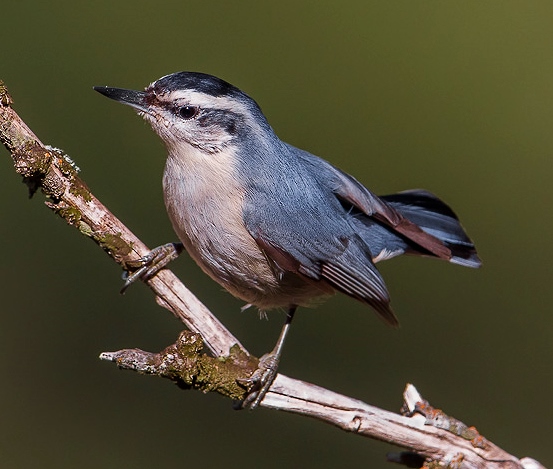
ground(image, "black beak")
xmin=93 ymin=86 xmax=148 ymax=112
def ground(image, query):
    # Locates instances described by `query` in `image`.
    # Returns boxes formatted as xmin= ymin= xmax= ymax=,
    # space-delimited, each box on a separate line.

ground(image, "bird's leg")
xmin=240 ymin=306 xmax=297 ymax=410
xmin=121 ymin=242 xmax=184 ymax=293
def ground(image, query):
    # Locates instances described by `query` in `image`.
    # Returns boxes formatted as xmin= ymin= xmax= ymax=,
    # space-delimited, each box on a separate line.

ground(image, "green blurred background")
xmin=1 ymin=1 xmax=551 ymax=467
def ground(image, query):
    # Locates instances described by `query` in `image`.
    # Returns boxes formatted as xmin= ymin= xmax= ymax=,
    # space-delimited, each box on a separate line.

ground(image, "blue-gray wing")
xmin=242 ymin=172 xmax=398 ymax=327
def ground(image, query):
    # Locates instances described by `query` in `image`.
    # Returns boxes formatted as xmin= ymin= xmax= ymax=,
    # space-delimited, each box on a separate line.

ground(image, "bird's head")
xmin=95 ymin=71 xmax=273 ymax=155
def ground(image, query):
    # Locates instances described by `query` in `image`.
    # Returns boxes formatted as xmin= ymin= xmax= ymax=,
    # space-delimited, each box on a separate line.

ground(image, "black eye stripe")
xmin=197 ymin=109 xmax=243 ymax=136
xmin=178 ymin=105 xmax=199 ymax=120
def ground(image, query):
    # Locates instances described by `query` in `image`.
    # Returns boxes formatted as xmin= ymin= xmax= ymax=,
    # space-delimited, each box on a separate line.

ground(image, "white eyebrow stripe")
xmin=158 ymin=90 xmax=253 ymax=116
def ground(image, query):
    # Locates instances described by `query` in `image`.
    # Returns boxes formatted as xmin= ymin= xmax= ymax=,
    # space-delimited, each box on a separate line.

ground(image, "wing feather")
xmin=329 ymin=168 xmax=452 ymax=260
xmin=247 ymin=227 xmax=399 ymax=327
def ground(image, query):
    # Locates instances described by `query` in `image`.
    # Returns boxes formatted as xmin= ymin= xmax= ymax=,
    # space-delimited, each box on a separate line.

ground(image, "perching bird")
xmin=94 ymin=72 xmax=480 ymax=407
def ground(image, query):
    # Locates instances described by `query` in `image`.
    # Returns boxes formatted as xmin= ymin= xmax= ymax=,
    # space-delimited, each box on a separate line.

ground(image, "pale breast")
xmin=162 ymin=145 xmax=283 ymax=304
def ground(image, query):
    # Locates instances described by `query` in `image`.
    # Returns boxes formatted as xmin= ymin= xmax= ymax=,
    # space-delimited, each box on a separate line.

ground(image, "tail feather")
xmin=380 ymin=190 xmax=481 ymax=268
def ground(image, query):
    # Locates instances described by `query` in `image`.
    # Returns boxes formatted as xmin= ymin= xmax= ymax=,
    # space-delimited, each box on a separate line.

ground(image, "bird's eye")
xmin=178 ymin=105 xmax=199 ymax=120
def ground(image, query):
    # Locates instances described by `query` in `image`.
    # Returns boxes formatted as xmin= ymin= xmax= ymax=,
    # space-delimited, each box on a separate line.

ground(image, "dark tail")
xmin=380 ymin=190 xmax=481 ymax=268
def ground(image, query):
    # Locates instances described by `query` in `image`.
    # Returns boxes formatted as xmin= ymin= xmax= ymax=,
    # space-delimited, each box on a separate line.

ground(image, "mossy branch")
xmin=101 ymin=330 xmax=258 ymax=401
xmin=0 ymin=81 xmax=545 ymax=469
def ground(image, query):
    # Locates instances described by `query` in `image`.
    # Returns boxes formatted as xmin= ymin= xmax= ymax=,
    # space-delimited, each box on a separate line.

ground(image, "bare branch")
xmin=0 ymin=81 xmax=544 ymax=469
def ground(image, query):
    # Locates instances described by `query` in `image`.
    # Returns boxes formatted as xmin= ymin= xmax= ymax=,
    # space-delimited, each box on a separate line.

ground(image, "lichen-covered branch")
xmin=101 ymin=331 xmax=258 ymax=400
xmin=0 ymin=81 xmax=545 ymax=469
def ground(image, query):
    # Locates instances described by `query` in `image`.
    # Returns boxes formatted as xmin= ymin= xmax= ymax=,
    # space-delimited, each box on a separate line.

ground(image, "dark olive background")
xmin=1 ymin=2 xmax=552 ymax=468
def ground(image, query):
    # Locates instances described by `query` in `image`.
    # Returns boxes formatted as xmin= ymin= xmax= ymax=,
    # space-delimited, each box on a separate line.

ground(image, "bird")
xmin=94 ymin=71 xmax=481 ymax=408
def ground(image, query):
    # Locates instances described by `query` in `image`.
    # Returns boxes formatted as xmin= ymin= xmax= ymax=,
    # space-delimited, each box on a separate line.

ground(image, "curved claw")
xmin=120 ymin=242 xmax=184 ymax=293
xmin=240 ymin=352 xmax=280 ymax=410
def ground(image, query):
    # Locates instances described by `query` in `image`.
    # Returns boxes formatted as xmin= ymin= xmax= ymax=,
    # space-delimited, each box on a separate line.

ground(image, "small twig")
xmin=0 ymin=81 xmax=545 ymax=469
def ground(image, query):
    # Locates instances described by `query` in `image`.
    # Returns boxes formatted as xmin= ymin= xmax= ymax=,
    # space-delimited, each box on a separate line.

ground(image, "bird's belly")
xmin=177 ymin=214 xmax=277 ymax=301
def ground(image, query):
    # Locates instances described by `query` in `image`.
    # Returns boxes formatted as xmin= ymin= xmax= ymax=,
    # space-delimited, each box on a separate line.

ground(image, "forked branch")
xmin=0 ymin=81 xmax=544 ymax=469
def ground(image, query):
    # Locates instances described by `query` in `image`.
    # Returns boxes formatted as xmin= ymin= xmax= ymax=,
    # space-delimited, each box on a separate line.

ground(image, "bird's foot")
xmin=121 ymin=242 xmax=183 ymax=293
xmin=237 ymin=351 xmax=280 ymax=410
